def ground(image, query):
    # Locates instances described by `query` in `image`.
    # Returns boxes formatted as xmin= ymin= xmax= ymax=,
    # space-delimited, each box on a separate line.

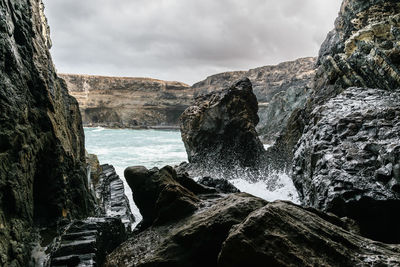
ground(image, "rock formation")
xmin=61 ymin=74 xmax=193 ymax=128
xmin=293 ymin=87 xmax=400 ymax=243
xmin=0 ymin=1 xmax=95 ymax=265
xmin=106 ymin=164 xmax=400 ymax=266
xmin=180 ymin=78 xmax=265 ymax=170
xmin=192 ymin=57 xmax=316 ymax=143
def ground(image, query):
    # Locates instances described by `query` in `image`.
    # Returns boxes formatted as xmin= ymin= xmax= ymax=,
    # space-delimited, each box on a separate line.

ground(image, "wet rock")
xmin=49 ymin=217 xmax=126 ymax=266
xmin=105 ymin=193 xmax=267 ymax=267
xmin=197 ymin=177 xmax=240 ymax=194
xmin=0 ymin=0 xmax=94 ymax=265
xmin=124 ymin=165 xmax=200 ymax=228
xmin=94 ymin=164 xmax=135 ymax=230
xmin=180 ymin=78 xmax=265 ymax=170
xmin=218 ymin=201 xmax=400 ymax=267
xmin=293 ymin=87 xmax=400 ymax=243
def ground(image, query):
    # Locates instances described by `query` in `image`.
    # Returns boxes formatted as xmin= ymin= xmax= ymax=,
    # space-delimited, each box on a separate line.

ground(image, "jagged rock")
xmin=61 ymin=74 xmax=192 ymax=127
xmin=105 ymin=193 xmax=268 ymax=267
xmin=124 ymin=165 xmax=200 ymax=228
xmin=192 ymin=57 xmax=316 ymax=144
xmin=0 ymin=1 xmax=94 ymax=265
xmin=94 ymin=164 xmax=135 ymax=230
xmin=293 ymin=87 xmax=400 ymax=243
xmin=48 ymin=217 xmax=126 ymax=266
xmin=86 ymin=152 xmax=102 ymax=188
xmin=197 ymin=177 xmax=240 ymax=194
xmin=180 ymin=78 xmax=265 ymax=170
xmin=218 ymin=201 xmax=400 ymax=267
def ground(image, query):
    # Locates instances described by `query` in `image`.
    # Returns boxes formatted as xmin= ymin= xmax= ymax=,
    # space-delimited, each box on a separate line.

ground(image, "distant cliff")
xmin=192 ymin=57 xmax=317 ymax=143
xmin=61 ymin=74 xmax=193 ymax=128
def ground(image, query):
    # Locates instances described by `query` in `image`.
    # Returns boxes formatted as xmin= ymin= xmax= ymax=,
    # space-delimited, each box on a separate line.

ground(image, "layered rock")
xmin=0 ymin=1 xmax=94 ymax=265
xmin=180 ymin=78 xmax=265 ymax=170
xmin=293 ymin=87 xmax=400 ymax=243
xmin=192 ymin=57 xmax=316 ymax=143
xmin=61 ymin=74 xmax=193 ymax=128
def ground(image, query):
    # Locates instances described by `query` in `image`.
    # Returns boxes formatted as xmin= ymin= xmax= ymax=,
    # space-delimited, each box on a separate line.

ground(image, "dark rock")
xmin=48 ymin=217 xmax=126 ymax=266
xmin=218 ymin=201 xmax=400 ymax=267
xmin=174 ymin=172 xmax=216 ymax=195
xmin=0 ymin=1 xmax=94 ymax=265
xmin=105 ymin=193 xmax=268 ymax=267
xmin=124 ymin=165 xmax=200 ymax=228
xmin=180 ymin=78 xmax=265 ymax=170
xmin=94 ymin=164 xmax=135 ymax=230
xmin=293 ymin=87 xmax=400 ymax=243
xmin=197 ymin=177 xmax=240 ymax=194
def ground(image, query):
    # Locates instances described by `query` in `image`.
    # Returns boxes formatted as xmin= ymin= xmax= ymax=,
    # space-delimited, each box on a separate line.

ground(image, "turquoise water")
xmin=84 ymin=127 xmax=299 ymax=224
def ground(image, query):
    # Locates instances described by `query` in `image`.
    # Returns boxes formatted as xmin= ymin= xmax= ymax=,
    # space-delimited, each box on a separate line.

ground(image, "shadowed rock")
xmin=180 ymin=78 xmax=265 ymax=170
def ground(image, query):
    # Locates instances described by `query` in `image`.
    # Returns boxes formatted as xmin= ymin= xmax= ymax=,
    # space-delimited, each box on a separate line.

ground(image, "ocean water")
xmin=84 ymin=127 xmax=299 ymax=224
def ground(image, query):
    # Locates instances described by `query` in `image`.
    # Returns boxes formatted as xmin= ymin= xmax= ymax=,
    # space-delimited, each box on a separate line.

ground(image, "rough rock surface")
xmin=48 ymin=217 xmax=126 ymax=267
xmin=124 ymin=165 xmax=200 ymax=228
xmin=61 ymin=74 xmax=193 ymax=128
xmin=197 ymin=176 xmax=240 ymax=194
xmin=0 ymin=1 xmax=94 ymax=265
xmin=218 ymin=201 xmax=400 ymax=267
xmin=94 ymin=164 xmax=135 ymax=230
xmin=180 ymin=78 xmax=265 ymax=169
xmin=272 ymin=0 xmax=400 ymax=167
xmin=192 ymin=57 xmax=316 ymax=143
xmin=105 ymin=193 xmax=268 ymax=267
xmin=293 ymin=87 xmax=400 ymax=243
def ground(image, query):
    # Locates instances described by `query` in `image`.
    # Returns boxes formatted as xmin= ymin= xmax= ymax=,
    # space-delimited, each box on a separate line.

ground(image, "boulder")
xmin=197 ymin=177 xmax=240 ymax=194
xmin=105 ymin=193 xmax=268 ymax=267
xmin=293 ymin=87 xmax=400 ymax=243
xmin=124 ymin=165 xmax=200 ymax=228
xmin=180 ymin=78 xmax=265 ymax=169
xmin=218 ymin=201 xmax=400 ymax=266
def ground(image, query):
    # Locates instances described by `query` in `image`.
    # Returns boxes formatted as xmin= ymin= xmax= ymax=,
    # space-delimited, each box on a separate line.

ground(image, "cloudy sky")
xmin=43 ymin=0 xmax=342 ymax=85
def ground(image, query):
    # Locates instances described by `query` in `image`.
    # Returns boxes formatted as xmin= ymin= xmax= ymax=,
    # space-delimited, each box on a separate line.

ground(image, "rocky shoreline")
xmin=1 ymin=0 xmax=400 ymax=266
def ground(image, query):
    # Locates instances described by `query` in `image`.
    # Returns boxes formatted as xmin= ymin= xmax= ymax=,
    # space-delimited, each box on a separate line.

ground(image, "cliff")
xmin=61 ymin=74 xmax=193 ymax=128
xmin=0 ymin=1 xmax=94 ymax=266
xmin=192 ymin=57 xmax=316 ymax=143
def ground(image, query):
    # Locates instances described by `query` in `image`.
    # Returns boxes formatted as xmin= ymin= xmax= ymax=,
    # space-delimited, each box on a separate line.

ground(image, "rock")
xmin=124 ymin=165 xmax=200 ymax=228
xmin=192 ymin=57 xmax=316 ymax=144
xmin=86 ymin=152 xmax=102 ymax=188
xmin=105 ymin=193 xmax=268 ymax=267
xmin=293 ymin=87 xmax=400 ymax=243
xmin=61 ymin=74 xmax=193 ymax=127
xmin=218 ymin=201 xmax=400 ymax=267
xmin=48 ymin=217 xmax=126 ymax=267
xmin=180 ymin=78 xmax=265 ymax=170
xmin=0 ymin=1 xmax=94 ymax=265
xmin=94 ymin=164 xmax=135 ymax=230
xmin=197 ymin=177 xmax=240 ymax=194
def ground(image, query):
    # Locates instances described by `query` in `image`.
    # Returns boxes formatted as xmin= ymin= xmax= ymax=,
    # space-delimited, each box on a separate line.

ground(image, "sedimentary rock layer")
xmin=0 ymin=1 xmax=94 ymax=265
xmin=61 ymin=74 xmax=192 ymax=128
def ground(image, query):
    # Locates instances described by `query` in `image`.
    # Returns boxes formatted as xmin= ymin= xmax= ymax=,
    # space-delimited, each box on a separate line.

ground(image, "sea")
xmin=84 ymin=127 xmax=299 ymax=224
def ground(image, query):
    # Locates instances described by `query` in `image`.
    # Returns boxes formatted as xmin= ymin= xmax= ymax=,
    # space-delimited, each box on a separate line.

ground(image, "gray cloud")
xmin=43 ymin=0 xmax=342 ymax=85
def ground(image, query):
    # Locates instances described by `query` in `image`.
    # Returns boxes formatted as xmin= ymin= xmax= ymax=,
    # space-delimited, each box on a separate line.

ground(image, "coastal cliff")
xmin=0 ymin=0 xmax=95 ymax=265
xmin=61 ymin=74 xmax=192 ymax=128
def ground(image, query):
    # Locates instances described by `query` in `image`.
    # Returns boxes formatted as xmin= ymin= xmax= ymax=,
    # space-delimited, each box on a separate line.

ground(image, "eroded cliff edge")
xmin=0 ymin=1 xmax=95 ymax=265
xmin=61 ymin=74 xmax=192 ymax=128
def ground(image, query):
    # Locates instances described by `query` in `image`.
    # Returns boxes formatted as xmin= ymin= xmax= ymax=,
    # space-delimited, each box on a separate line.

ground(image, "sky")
xmin=43 ymin=0 xmax=343 ymax=85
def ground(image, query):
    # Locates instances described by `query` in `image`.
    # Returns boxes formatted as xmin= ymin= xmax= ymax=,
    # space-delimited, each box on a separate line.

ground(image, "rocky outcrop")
xmin=124 ymin=165 xmax=201 ymax=228
xmin=218 ymin=201 xmax=400 ymax=267
xmin=180 ymin=78 xmax=265 ymax=170
xmin=0 ymin=1 xmax=95 ymax=266
xmin=293 ymin=87 xmax=400 ymax=243
xmin=107 ymin=165 xmax=400 ymax=266
xmin=61 ymin=74 xmax=193 ymax=128
xmin=192 ymin=57 xmax=316 ymax=143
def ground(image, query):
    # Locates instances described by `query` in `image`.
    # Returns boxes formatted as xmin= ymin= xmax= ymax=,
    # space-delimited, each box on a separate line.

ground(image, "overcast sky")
xmin=43 ymin=0 xmax=342 ymax=85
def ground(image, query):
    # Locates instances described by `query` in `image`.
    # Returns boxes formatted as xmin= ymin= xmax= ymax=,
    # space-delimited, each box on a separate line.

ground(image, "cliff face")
xmin=61 ymin=74 xmax=193 ymax=128
xmin=192 ymin=57 xmax=316 ymax=143
xmin=0 ymin=1 xmax=94 ymax=265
